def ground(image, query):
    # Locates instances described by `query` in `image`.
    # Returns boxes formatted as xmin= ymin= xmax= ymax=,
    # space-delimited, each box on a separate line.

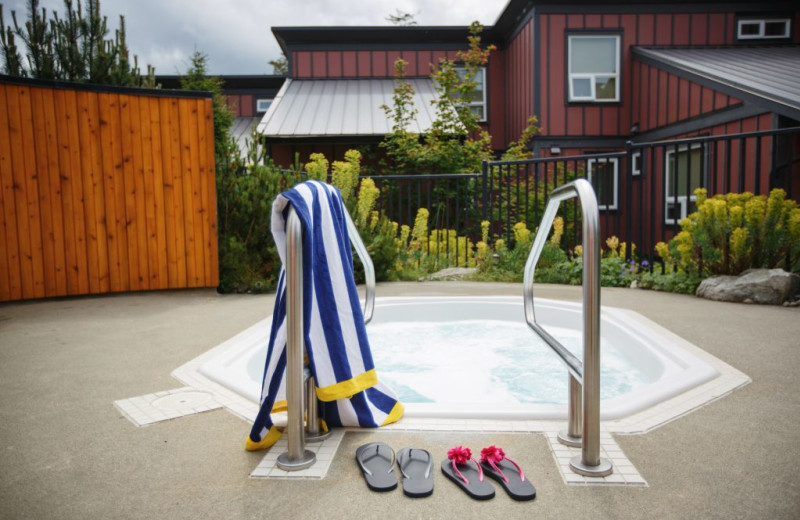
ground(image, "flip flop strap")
xmin=488 ymin=456 xmax=525 ymax=484
xmin=451 ymin=457 xmax=484 ymax=485
xmin=400 ymin=449 xmax=432 ymax=480
xmin=359 ymin=444 xmax=395 ymax=477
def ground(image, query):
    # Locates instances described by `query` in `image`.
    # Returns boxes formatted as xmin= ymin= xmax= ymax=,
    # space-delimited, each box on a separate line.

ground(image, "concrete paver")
xmin=1 ymin=282 xmax=798 ymax=519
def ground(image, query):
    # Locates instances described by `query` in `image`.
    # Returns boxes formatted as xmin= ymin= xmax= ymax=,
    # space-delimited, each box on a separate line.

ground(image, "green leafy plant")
xmin=656 ymin=188 xmax=800 ymax=276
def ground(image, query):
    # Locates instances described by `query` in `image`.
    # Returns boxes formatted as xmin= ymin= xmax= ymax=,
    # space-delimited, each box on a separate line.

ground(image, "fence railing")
xmin=360 ymin=126 xmax=799 ymax=267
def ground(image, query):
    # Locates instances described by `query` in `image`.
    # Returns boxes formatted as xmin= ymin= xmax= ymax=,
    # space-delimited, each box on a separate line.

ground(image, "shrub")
xmin=656 ymin=188 xmax=800 ymax=276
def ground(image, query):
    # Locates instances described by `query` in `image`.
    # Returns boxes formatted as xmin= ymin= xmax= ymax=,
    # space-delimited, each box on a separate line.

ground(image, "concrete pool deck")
xmin=1 ymin=282 xmax=799 ymax=519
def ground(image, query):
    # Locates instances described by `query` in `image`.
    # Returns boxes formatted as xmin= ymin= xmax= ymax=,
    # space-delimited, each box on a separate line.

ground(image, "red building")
xmin=257 ymin=1 xmax=799 ymax=249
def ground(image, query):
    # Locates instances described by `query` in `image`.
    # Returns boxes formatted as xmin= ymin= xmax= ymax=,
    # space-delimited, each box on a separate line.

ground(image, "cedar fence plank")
xmin=77 ymin=90 xmax=110 ymax=293
xmin=0 ymin=84 xmax=22 ymax=300
xmin=148 ymin=97 xmax=169 ymax=289
xmin=30 ymin=88 xmax=58 ymax=296
xmin=177 ymin=99 xmax=197 ymax=287
xmin=97 ymin=93 xmax=125 ymax=292
xmin=39 ymin=87 xmax=69 ymax=296
xmin=139 ymin=96 xmax=162 ymax=289
xmin=187 ymin=99 xmax=205 ymax=287
xmin=198 ymin=98 xmax=218 ymax=286
xmin=118 ymin=95 xmax=141 ymax=291
xmin=7 ymin=86 xmax=37 ymax=299
xmin=17 ymin=86 xmax=46 ymax=298
xmin=60 ymin=89 xmax=90 ymax=295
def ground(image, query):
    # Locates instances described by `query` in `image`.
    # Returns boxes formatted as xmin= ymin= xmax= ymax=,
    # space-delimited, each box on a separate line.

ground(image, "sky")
xmin=2 ymin=0 xmax=507 ymax=75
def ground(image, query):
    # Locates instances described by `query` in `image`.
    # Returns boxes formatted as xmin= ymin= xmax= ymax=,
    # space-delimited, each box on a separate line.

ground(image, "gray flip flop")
xmin=480 ymin=456 xmax=536 ymax=501
xmin=397 ymin=448 xmax=434 ymax=498
xmin=356 ymin=442 xmax=397 ymax=492
xmin=441 ymin=457 xmax=495 ymax=500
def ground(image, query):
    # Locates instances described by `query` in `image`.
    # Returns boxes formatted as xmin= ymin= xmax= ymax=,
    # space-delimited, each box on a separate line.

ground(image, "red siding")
xmin=537 ymin=9 xmax=753 ymax=141
xmin=291 ymin=48 xmax=464 ymax=79
xmin=240 ymin=95 xmax=253 ymax=117
xmin=504 ymin=18 xmax=534 ymax=144
xmin=632 ymin=61 xmax=742 ymax=133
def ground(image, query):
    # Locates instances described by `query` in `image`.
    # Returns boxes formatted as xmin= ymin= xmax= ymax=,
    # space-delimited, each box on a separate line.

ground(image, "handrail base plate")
xmin=569 ymin=455 xmax=613 ymax=477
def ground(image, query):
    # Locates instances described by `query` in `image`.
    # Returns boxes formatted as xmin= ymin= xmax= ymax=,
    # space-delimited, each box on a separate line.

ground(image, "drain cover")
xmin=152 ymin=390 xmax=214 ymax=412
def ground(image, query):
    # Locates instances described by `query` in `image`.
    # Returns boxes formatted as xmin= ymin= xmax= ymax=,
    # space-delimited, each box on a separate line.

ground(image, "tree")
xmin=179 ymin=50 xmax=233 ymax=162
xmin=386 ymin=9 xmax=417 ymax=26
xmin=0 ymin=0 xmax=154 ymax=86
xmin=379 ymin=21 xmax=540 ymax=174
xmin=0 ymin=5 xmax=25 ymax=76
xmin=268 ymin=54 xmax=287 ymax=75
xmin=379 ymin=21 xmax=495 ymax=174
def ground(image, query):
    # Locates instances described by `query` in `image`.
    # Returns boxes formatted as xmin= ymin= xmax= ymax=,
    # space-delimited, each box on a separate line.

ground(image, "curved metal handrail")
xmin=522 ymin=178 xmax=611 ymax=477
xmin=343 ymin=210 xmax=376 ymax=324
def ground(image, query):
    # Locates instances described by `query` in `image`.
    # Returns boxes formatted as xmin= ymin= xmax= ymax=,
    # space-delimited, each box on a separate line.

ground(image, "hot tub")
xmin=196 ymin=297 xmax=718 ymax=420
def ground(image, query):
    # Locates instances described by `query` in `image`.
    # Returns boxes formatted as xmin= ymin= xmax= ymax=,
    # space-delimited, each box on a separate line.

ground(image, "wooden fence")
xmin=0 ymin=76 xmax=219 ymax=301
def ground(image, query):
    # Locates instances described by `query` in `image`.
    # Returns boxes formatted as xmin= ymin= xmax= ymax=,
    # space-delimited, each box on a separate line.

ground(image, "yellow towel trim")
xmin=315 ymin=369 xmax=378 ymax=402
xmin=381 ymin=401 xmax=404 ymax=426
xmin=245 ymin=425 xmax=282 ymax=451
xmin=271 ymin=400 xmax=288 ymax=413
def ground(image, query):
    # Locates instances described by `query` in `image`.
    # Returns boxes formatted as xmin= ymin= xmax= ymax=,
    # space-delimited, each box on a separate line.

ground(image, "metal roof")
xmin=633 ymin=46 xmax=800 ymax=120
xmin=230 ymin=117 xmax=258 ymax=155
xmin=256 ymin=78 xmax=447 ymax=139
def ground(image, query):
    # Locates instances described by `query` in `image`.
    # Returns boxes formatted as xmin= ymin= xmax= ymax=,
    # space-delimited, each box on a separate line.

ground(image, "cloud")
xmin=1 ymin=0 xmax=503 ymax=74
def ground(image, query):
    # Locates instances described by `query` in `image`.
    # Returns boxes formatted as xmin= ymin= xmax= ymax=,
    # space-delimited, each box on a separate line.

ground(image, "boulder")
xmin=696 ymin=268 xmax=800 ymax=305
xmin=426 ymin=267 xmax=478 ymax=281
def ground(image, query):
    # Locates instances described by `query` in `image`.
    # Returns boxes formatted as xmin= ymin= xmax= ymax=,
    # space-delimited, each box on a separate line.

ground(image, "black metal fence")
xmin=366 ymin=126 xmax=800 ymax=266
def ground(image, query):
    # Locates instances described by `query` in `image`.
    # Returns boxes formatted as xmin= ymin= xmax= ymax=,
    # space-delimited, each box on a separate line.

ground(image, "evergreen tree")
xmin=0 ymin=5 xmax=25 ymax=76
xmin=180 ymin=50 xmax=234 ymax=161
xmin=0 ymin=0 xmax=154 ymax=87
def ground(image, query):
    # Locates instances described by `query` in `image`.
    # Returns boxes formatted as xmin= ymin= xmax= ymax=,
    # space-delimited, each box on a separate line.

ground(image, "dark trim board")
xmin=0 ymin=73 xmax=212 ymax=98
xmin=631 ymin=104 xmax=769 ymax=141
xmin=264 ymin=136 xmax=384 ymax=145
xmin=286 ymin=43 xmax=470 ymax=52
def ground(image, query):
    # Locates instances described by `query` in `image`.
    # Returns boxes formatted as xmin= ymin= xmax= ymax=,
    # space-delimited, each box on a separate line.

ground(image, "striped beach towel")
xmin=247 ymin=180 xmax=403 ymax=450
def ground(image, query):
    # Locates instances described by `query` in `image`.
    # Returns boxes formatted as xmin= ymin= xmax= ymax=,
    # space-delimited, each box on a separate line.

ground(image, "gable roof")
xmin=633 ymin=46 xmax=800 ymax=120
xmin=256 ymin=78 xmax=448 ymax=139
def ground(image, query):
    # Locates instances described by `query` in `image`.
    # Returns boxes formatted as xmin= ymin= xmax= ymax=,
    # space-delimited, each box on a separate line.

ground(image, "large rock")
xmin=696 ymin=268 xmax=800 ymax=305
xmin=426 ymin=267 xmax=478 ymax=281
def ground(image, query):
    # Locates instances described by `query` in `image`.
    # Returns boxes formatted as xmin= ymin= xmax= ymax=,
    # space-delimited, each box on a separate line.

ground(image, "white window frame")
xmin=568 ymin=35 xmax=620 ymax=103
xmin=631 ymin=151 xmax=642 ymax=176
xmin=737 ymin=18 xmax=791 ymax=40
xmin=587 ymin=157 xmax=619 ymax=210
xmin=664 ymin=144 xmax=705 ymax=225
xmin=453 ymin=66 xmax=487 ymax=122
xmin=256 ymin=98 xmax=273 ymax=113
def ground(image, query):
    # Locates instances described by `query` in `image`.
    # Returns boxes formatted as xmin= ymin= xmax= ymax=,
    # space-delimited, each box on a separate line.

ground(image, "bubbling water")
xmin=367 ymin=319 xmax=650 ymax=407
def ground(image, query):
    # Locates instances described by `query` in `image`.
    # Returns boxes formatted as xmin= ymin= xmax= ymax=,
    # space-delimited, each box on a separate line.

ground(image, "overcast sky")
xmin=2 ymin=0 xmax=506 ymax=75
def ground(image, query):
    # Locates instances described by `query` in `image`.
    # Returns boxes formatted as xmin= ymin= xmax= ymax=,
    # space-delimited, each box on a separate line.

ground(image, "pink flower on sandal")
xmin=447 ymin=446 xmax=472 ymax=466
xmin=480 ymin=445 xmax=525 ymax=484
xmin=447 ymin=446 xmax=483 ymax=484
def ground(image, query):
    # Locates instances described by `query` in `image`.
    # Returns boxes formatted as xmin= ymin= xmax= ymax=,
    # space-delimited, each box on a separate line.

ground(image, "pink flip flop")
xmin=479 ymin=445 xmax=536 ymax=501
xmin=440 ymin=446 xmax=495 ymax=500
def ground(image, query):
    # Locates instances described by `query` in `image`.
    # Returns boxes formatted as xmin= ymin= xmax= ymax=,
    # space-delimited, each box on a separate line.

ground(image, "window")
xmin=256 ymin=98 xmax=273 ymax=113
xmin=453 ymin=67 xmax=487 ymax=121
xmin=587 ymin=157 xmax=618 ymax=210
xmin=568 ymin=35 xmax=620 ymax=102
xmin=737 ymin=18 xmax=791 ymax=40
xmin=664 ymin=145 xmax=705 ymax=224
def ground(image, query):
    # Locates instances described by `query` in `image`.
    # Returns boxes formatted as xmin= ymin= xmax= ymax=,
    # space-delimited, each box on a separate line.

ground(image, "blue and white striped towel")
xmin=247 ymin=180 xmax=403 ymax=450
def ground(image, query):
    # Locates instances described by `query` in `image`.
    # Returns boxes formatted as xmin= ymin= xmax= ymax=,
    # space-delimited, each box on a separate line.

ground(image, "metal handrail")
xmin=523 ymin=178 xmax=612 ymax=477
xmin=277 ymin=204 xmax=376 ymax=471
xmin=344 ymin=210 xmax=376 ymax=324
